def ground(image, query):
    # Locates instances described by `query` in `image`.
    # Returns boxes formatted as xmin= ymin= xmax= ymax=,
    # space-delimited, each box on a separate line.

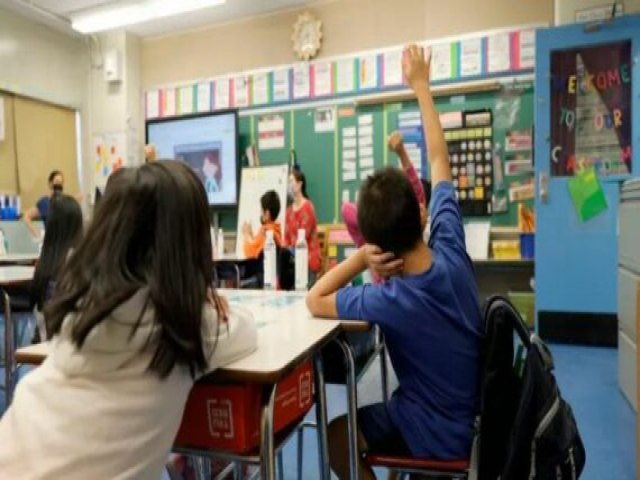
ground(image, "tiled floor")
xmin=2 ymin=315 xmax=636 ymax=479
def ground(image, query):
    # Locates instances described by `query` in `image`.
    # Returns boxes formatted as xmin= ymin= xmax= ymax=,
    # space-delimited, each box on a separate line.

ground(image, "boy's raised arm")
xmin=403 ymin=45 xmax=452 ymax=189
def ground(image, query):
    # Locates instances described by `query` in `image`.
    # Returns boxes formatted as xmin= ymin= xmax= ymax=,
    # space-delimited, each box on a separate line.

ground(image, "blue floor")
xmin=2 ymin=324 xmax=636 ymax=479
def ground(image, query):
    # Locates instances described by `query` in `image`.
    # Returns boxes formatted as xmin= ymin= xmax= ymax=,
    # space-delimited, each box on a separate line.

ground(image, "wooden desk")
xmin=0 ymin=253 xmax=39 ymax=266
xmin=15 ymin=289 xmax=338 ymax=480
xmin=1 ymin=266 xmax=34 ymax=406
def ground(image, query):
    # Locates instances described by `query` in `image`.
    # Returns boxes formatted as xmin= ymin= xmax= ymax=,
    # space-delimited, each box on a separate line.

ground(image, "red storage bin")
xmin=174 ymin=360 xmax=314 ymax=453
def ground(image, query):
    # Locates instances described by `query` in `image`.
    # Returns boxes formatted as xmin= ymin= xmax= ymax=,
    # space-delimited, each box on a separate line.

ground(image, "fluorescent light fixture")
xmin=71 ymin=0 xmax=226 ymax=34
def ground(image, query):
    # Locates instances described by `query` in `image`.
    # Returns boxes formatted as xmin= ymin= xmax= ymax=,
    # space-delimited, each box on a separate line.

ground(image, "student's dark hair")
xmin=261 ymin=190 xmax=281 ymax=220
xmin=357 ymin=167 xmax=422 ymax=256
xmin=32 ymin=195 xmax=83 ymax=315
xmin=48 ymin=170 xmax=63 ymax=183
xmin=421 ymin=179 xmax=432 ymax=208
xmin=291 ymin=168 xmax=308 ymax=198
xmin=45 ymin=161 xmax=224 ymax=379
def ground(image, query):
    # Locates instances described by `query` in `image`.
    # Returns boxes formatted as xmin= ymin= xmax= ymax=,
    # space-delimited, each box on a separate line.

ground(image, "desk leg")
xmin=2 ymin=289 xmax=14 ymax=406
xmin=336 ymin=338 xmax=360 ymax=480
xmin=377 ymin=328 xmax=389 ymax=403
xmin=260 ymin=383 xmax=278 ymax=480
xmin=313 ymin=353 xmax=331 ymax=480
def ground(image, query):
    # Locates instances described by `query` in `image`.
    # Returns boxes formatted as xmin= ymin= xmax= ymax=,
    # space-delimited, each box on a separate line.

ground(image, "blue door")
xmin=535 ymin=15 xmax=640 ymax=344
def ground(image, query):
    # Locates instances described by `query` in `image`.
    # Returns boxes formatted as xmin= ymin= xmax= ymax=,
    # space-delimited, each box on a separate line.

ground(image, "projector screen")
xmin=146 ymin=110 xmax=238 ymax=207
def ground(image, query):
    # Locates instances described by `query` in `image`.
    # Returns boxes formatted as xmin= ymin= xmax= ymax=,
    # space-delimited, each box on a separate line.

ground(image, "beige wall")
xmin=555 ymin=0 xmax=640 ymax=24
xmin=142 ymin=0 xmax=554 ymax=88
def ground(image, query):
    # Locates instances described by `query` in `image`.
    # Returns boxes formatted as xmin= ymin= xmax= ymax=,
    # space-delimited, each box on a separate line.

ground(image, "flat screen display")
xmin=146 ymin=110 xmax=238 ymax=207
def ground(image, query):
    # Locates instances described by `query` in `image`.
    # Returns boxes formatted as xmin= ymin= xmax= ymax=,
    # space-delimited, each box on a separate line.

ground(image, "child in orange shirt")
xmin=242 ymin=190 xmax=282 ymax=258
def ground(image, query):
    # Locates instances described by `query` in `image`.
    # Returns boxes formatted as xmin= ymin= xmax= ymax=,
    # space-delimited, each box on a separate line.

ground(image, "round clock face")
xmin=292 ymin=13 xmax=322 ymax=60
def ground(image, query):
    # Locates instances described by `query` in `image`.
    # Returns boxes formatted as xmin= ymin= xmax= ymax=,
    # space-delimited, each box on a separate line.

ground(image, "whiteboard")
xmin=235 ymin=165 xmax=289 ymax=258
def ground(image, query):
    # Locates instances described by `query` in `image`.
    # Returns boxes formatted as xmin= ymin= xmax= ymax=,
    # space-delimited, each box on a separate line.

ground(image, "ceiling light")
xmin=71 ymin=0 xmax=226 ymax=34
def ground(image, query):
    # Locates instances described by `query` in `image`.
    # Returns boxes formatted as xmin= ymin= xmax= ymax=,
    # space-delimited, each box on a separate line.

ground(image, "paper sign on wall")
xmin=383 ymin=50 xmax=403 ymax=87
xmin=487 ymin=33 xmax=511 ymax=73
xmin=93 ymin=132 xmax=126 ymax=191
xmin=273 ymin=69 xmax=290 ymax=102
xmin=359 ymin=55 xmax=379 ymax=90
xmin=233 ymin=76 xmax=250 ymax=108
xmin=179 ymin=86 xmax=194 ymax=114
xmin=196 ymin=83 xmax=211 ymax=112
xmin=518 ymin=29 xmax=535 ymax=69
xmin=252 ymin=72 xmax=270 ymax=106
xmin=293 ymin=64 xmax=310 ymax=99
xmin=163 ymin=88 xmax=176 ymax=117
xmin=313 ymin=62 xmax=333 ymax=97
xmin=431 ymin=43 xmax=453 ymax=81
xmin=214 ymin=78 xmax=230 ymax=110
xmin=460 ymin=38 xmax=482 ymax=77
xmin=336 ymin=58 xmax=355 ymax=93
xmin=315 ymin=107 xmax=335 ymax=133
xmin=258 ymin=114 xmax=285 ymax=150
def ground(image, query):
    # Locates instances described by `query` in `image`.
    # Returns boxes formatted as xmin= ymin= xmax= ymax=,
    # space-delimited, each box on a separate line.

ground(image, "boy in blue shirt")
xmin=306 ymin=44 xmax=483 ymax=479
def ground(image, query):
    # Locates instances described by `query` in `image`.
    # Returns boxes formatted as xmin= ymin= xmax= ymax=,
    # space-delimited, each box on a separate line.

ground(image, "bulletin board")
xmin=216 ymin=82 xmax=534 ymax=230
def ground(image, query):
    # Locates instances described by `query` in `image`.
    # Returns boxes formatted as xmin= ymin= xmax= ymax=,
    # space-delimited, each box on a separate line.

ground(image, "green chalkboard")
xmin=215 ymin=82 xmax=534 ymax=231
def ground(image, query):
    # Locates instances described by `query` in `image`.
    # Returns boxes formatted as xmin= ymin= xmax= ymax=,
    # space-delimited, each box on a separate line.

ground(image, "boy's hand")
xmin=362 ymin=244 xmax=404 ymax=278
xmin=403 ymin=44 xmax=431 ymax=91
xmin=242 ymin=222 xmax=252 ymax=236
xmin=388 ymin=131 xmax=405 ymax=155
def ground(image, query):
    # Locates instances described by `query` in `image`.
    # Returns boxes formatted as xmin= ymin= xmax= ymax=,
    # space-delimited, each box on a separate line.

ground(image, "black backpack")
xmin=476 ymin=296 xmax=586 ymax=480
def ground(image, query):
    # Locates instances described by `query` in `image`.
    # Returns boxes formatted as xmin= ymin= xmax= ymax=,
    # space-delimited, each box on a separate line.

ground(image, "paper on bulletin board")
xmin=314 ymin=107 xmax=335 ymax=133
xmin=336 ymin=58 xmax=355 ymax=93
xmin=313 ymin=62 xmax=333 ymax=97
xmin=383 ymin=50 xmax=403 ymax=87
xmin=233 ymin=76 xmax=250 ymax=108
xmin=431 ymin=43 xmax=453 ymax=81
xmin=273 ymin=69 xmax=290 ymax=103
xmin=0 ymin=97 xmax=5 ymax=141
xmin=258 ymin=114 xmax=285 ymax=150
xmin=342 ymin=189 xmax=350 ymax=204
xmin=93 ymin=132 xmax=126 ymax=191
xmin=460 ymin=38 xmax=482 ymax=77
xmin=163 ymin=88 xmax=176 ymax=117
xmin=359 ymin=55 xmax=379 ymax=90
xmin=196 ymin=83 xmax=211 ymax=112
xmin=508 ymin=180 xmax=535 ymax=202
xmin=293 ymin=64 xmax=311 ymax=99
xmin=214 ymin=78 xmax=230 ymax=110
xmin=179 ymin=86 xmax=194 ymax=115
xmin=146 ymin=90 xmax=160 ymax=119
xmin=252 ymin=72 xmax=270 ymax=106
xmin=568 ymin=166 xmax=608 ymax=222
xmin=487 ymin=33 xmax=511 ymax=73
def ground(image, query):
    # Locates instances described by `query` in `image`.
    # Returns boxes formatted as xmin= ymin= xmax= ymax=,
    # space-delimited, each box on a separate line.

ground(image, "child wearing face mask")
xmin=285 ymin=168 xmax=322 ymax=280
xmin=242 ymin=190 xmax=282 ymax=259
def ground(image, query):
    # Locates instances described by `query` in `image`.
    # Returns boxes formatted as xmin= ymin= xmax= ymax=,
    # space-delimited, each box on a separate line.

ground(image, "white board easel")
xmin=235 ymin=165 xmax=289 ymax=258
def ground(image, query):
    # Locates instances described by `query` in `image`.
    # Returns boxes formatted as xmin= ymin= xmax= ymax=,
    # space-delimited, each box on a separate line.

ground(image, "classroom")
xmin=0 ymin=0 xmax=638 ymax=479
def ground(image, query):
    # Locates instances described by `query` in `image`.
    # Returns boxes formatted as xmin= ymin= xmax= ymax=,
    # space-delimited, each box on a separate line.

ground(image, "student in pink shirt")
xmin=342 ymin=131 xmax=429 ymax=280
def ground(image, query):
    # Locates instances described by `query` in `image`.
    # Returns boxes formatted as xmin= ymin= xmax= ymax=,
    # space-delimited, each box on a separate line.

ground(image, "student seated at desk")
xmin=242 ymin=190 xmax=282 ymax=258
xmin=0 ymin=161 xmax=258 ymax=480
xmin=31 ymin=194 xmax=83 ymax=342
xmin=306 ymin=45 xmax=483 ymax=480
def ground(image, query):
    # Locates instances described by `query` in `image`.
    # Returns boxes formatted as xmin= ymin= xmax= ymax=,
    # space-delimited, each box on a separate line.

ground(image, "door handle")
xmin=539 ymin=171 xmax=549 ymax=203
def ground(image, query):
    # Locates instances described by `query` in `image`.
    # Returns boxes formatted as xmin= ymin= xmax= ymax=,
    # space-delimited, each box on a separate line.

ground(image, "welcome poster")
xmin=550 ymin=41 xmax=631 ymax=177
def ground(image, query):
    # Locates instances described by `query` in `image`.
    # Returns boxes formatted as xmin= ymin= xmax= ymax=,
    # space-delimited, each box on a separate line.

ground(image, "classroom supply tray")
xmin=174 ymin=360 xmax=314 ymax=453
